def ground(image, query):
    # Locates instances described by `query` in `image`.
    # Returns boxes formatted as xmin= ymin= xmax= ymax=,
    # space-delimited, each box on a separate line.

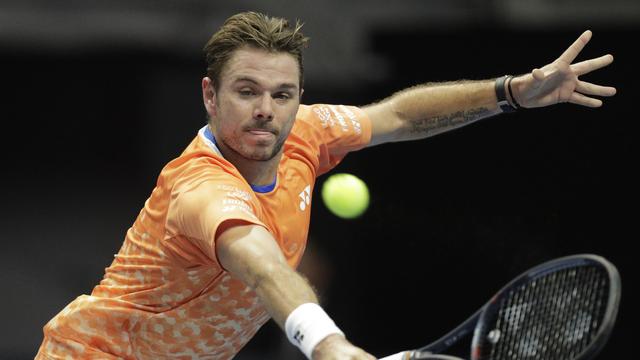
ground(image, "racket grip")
xmin=379 ymin=351 xmax=410 ymax=360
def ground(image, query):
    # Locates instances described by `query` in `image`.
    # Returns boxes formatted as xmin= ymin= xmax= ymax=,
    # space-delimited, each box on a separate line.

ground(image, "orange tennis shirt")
xmin=36 ymin=104 xmax=371 ymax=359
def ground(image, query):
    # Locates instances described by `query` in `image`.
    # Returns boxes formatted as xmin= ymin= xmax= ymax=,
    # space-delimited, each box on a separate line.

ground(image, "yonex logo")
xmin=293 ymin=330 xmax=304 ymax=344
xmin=298 ymin=185 xmax=311 ymax=211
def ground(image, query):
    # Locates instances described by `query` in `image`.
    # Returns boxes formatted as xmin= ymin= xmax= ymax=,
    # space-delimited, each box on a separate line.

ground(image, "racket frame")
xmin=411 ymin=254 xmax=621 ymax=360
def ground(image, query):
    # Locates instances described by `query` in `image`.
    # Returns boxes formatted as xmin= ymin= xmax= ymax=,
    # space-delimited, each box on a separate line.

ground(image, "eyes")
xmin=238 ymin=88 xmax=293 ymax=102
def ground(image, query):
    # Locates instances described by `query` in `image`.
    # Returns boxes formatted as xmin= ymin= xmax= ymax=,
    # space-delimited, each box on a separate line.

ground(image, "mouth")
xmin=248 ymin=129 xmax=275 ymax=135
xmin=245 ymin=128 xmax=277 ymax=143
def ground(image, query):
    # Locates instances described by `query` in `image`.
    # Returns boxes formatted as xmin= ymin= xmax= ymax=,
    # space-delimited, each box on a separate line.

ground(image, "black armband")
xmin=495 ymin=75 xmax=517 ymax=113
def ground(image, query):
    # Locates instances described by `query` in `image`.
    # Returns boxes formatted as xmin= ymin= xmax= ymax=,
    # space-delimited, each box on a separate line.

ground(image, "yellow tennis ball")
xmin=321 ymin=173 xmax=369 ymax=219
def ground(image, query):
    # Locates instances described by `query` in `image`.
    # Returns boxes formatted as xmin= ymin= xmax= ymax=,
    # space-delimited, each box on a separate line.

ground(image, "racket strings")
xmin=479 ymin=266 xmax=609 ymax=360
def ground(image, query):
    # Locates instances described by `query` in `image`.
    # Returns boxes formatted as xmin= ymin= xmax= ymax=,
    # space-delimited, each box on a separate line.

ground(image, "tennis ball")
xmin=321 ymin=173 xmax=369 ymax=219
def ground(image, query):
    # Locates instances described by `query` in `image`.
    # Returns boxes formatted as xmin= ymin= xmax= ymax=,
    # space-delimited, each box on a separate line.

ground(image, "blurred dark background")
xmin=1 ymin=1 xmax=637 ymax=359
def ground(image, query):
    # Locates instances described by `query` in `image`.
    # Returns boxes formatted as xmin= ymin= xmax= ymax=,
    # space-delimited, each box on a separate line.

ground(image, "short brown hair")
xmin=203 ymin=12 xmax=310 ymax=91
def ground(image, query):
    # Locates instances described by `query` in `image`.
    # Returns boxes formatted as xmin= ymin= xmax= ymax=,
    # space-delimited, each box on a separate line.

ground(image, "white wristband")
xmin=285 ymin=303 xmax=344 ymax=359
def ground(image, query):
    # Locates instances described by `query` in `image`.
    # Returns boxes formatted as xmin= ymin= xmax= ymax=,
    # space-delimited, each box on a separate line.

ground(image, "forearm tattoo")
xmin=409 ymin=107 xmax=491 ymax=136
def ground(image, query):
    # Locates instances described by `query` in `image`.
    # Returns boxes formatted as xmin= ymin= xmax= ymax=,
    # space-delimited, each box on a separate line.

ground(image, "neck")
xmin=228 ymin=152 xmax=281 ymax=187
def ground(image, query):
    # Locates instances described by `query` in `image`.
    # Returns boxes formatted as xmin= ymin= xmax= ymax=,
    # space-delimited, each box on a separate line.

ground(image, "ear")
xmin=202 ymin=77 xmax=217 ymax=117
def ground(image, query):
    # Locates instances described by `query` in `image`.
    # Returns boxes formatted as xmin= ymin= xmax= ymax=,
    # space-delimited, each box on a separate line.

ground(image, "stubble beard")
xmin=220 ymin=132 xmax=286 ymax=162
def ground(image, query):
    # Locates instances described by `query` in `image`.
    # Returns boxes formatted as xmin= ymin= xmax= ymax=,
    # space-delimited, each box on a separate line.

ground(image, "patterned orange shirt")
xmin=36 ymin=104 xmax=372 ymax=359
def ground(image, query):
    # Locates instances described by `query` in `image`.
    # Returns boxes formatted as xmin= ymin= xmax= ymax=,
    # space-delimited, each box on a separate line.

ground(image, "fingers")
xmin=571 ymin=54 xmax=614 ymax=76
xmin=568 ymin=92 xmax=603 ymax=107
xmin=576 ymin=80 xmax=617 ymax=97
xmin=558 ymin=30 xmax=592 ymax=64
xmin=530 ymin=67 xmax=559 ymax=86
xmin=532 ymin=68 xmax=545 ymax=81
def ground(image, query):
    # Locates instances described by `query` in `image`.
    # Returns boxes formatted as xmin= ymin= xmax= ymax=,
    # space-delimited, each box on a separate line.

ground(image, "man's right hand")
xmin=312 ymin=333 xmax=376 ymax=360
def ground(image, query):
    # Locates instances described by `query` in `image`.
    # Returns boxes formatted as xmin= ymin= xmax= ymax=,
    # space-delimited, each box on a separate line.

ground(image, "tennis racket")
xmin=380 ymin=254 xmax=621 ymax=360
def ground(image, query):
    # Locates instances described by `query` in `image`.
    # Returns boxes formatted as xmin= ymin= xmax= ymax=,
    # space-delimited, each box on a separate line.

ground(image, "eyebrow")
xmin=233 ymin=77 xmax=298 ymax=91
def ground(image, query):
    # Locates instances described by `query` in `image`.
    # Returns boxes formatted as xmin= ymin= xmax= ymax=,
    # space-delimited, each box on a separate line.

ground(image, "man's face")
xmin=205 ymin=46 xmax=302 ymax=162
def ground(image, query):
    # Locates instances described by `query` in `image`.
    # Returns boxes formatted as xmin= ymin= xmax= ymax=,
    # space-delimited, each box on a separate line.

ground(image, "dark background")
xmin=1 ymin=1 xmax=637 ymax=359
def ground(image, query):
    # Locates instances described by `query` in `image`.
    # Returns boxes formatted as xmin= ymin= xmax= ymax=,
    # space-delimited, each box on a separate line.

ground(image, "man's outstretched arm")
xmin=363 ymin=79 xmax=501 ymax=146
xmin=216 ymin=223 xmax=375 ymax=360
xmin=364 ymin=30 xmax=616 ymax=147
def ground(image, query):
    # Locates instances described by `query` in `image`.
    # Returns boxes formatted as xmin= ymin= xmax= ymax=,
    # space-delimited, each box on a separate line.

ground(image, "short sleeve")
xmin=165 ymin=172 xmax=267 ymax=262
xmin=293 ymin=104 xmax=372 ymax=175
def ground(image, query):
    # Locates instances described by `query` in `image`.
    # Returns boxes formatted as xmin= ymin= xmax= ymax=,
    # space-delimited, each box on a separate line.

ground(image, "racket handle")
xmin=379 ymin=351 xmax=410 ymax=360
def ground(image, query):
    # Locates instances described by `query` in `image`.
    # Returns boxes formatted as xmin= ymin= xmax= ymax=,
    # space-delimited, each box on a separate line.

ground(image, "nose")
xmin=254 ymin=93 xmax=274 ymax=121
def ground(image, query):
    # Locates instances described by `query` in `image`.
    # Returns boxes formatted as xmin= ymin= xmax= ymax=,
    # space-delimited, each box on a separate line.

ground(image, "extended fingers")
xmin=558 ymin=30 xmax=592 ymax=64
xmin=570 ymin=78 xmax=616 ymax=107
xmin=571 ymin=54 xmax=614 ymax=76
xmin=569 ymin=92 xmax=603 ymax=107
xmin=576 ymin=80 xmax=617 ymax=97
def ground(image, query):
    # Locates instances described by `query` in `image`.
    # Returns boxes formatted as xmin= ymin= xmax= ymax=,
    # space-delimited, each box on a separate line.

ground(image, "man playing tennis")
xmin=36 ymin=11 xmax=615 ymax=360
